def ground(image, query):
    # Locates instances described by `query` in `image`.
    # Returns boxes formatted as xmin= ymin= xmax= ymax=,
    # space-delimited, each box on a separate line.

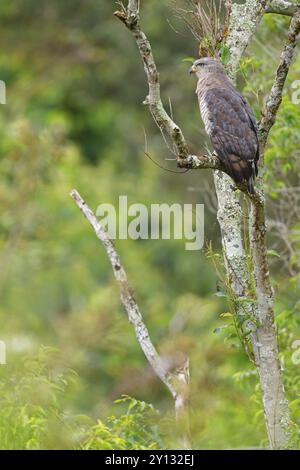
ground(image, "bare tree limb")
xmin=177 ymin=152 xmax=223 ymax=170
xmin=70 ymin=188 xmax=192 ymax=449
xmin=266 ymin=0 xmax=300 ymax=16
xmin=251 ymin=8 xmax=300 ymax=332
xmin=114 ymin=2 xmax=223 ymax=174
xmin=259 ymin=10 xmax=300 ymax=149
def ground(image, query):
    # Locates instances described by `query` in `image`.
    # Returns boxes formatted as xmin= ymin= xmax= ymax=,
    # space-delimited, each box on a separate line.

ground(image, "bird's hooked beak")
xmin=189 ymin=64 xmax=197 ymax=75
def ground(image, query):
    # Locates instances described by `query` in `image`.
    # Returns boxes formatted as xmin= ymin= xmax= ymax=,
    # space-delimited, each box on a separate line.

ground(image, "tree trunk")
xmin=116 ymin=0 xmax=295 ymax=449
xmin=214 ymin=0 xmax=291 ymax=448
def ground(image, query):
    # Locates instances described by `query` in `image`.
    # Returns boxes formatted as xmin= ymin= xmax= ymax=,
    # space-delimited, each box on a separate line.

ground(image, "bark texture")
xmin=113 ymin=0 xmax=299 ymax=449
xmin=219 ymin=0 xmax=294 ymax=449
xmin=248 ymin=11 xmax=300 ymax=447
xmin=266 ymin=0 xmax=300 ymax=16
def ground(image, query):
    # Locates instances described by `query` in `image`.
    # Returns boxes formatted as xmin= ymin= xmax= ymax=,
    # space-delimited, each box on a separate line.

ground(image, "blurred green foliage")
xmin=0 ymin=1 xmax=299 ymax=449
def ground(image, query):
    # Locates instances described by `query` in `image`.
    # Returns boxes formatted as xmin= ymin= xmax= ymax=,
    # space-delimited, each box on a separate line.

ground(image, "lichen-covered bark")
xmin=226 ymin=0 xmax=267 ymax=74
xmin=249 ymin=189 xmax=290 ymax=447
xmin=266 ymin=0 xmax=300 ymax=16
xmin=116 ymin=0 xmax=294 ymax=449
xmin=214 ymin=171 xmax=260 ymax=362
xmin=248 ymin=12 xmax=300 ymax=448
xmin=219 ymin=0 xmax=292 ymax=449
xmin=214 ymin=0 xmax=266 ymax=322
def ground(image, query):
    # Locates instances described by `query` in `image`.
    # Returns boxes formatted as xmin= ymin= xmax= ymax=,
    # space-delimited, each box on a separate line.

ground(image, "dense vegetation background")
xmin=0 ymin=0 xmax=299 ymax=449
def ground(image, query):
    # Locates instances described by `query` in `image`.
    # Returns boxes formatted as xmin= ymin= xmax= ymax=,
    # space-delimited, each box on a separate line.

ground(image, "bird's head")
xmin=189 ymin=57 xmax=224 ymax=78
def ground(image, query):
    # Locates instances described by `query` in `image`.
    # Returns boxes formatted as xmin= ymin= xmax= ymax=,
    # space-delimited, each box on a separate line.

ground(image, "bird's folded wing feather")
xmin=198 ymin=87 xmax=259 ymax=186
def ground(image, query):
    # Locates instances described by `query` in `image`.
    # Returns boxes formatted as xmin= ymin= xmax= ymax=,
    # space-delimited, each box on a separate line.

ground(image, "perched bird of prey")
xmin=190 ymin=57 xmax=259 ymax=194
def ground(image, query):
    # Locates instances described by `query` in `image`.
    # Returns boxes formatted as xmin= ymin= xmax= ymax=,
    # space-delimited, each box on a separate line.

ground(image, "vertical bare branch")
xmin=259 ymin=10 xmax=300 ymax=149
xmin=70 ymin=189 xmax=192 ymax=449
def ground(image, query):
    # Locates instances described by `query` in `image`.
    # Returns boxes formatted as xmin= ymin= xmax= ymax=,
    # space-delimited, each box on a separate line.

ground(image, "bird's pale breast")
xmin=199 ymin=95 xmax=213 ymax=136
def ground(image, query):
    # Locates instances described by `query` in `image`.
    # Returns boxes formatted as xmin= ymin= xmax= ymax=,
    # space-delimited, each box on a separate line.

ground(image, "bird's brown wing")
xmin=238 ymin=92 xmax=260 ymax=175
xmin=201 ymin=87 xmax=259 ymax=192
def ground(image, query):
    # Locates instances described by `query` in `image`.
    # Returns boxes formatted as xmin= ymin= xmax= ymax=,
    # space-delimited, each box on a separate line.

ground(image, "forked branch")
xmin=114 ymin=1 xmax=223 ymax=173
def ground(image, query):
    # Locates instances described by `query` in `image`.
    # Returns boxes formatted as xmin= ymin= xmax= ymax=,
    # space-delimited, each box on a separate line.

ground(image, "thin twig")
xmin=144 ymin=151 xmax=190 ymax=174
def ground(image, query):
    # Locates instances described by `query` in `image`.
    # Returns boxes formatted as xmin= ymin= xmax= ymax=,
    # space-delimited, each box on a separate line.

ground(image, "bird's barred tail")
xmin=227 ymin=154 xmax=257 ymax=194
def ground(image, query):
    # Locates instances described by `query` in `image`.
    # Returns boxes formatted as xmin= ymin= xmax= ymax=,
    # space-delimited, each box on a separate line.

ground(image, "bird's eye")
xmin=197 ymin=62 xmax=205 ymax=67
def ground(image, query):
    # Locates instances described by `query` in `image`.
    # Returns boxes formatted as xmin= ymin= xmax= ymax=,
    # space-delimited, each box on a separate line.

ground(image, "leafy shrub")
xmin=0 ymin=347 xmax=78 ymax=449
xmin=0 ymin=348 xmax=162 ymax=449
xmin=81 ymin=396 xmax=162 ymax=450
